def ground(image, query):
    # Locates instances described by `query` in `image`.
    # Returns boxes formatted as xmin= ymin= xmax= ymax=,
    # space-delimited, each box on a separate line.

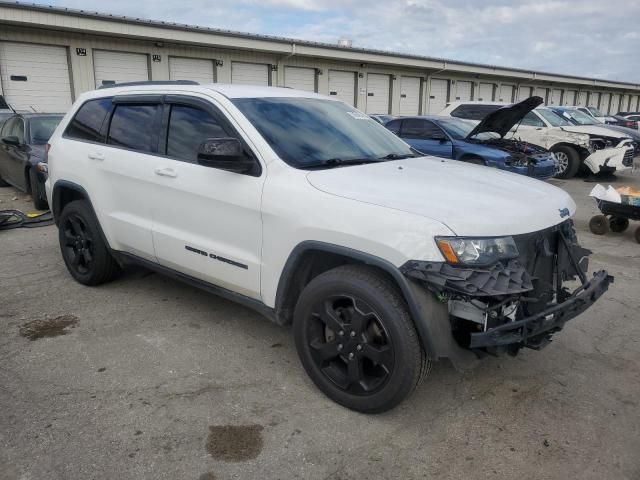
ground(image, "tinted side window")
xmin=65 ymin=98 xmax=112 ymax=142
xmin=450 ymin=104 xmax=501 ymax=120
xmin=107 ymin=104 xmax=159 ymax=153
xmin=521 ymin=112 xmax=545 ymax=127
xmin=1 ymin=117 xmax=16 ymax=137
xmin=166 ymin=105 xmax=228 ymax=162
xmin=401 ymin=119 xmax=427 ymax=138
xmin=385 ymin=119 xmax=402 ymax=134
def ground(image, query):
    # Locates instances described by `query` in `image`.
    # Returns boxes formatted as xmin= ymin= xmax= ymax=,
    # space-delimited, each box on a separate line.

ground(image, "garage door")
xmin=549 ymin=89 xmax=562 ymax=105
xmin=619 ymin=95 xmax=629 ymax=113
xmin=630 ymin=95 xmax=640 ymax=112
xmin=169 ymin=57 xmax=215 ymax=84
xmin=94 ymin=51 xmax=149 ymax=88
xmin=328 ymin=70 xmax=356 ymax=106
xmin=600 ymin=93 xmax=611 ymax=113
xmin=535 ymin=87 xmax=548 ymax=103
xmin=518 ymin=86 xmax=533 ymax=101
xmin=399 ymin=76 xmax=421 ymax=115
xmin=231 ymin=62 xmax=269 ymax=86
xmin=587 ymin=92 xmax=598 ymax=108
xmin=365 ymin=73 xmax=391 ymax=114
xmin=455 ymin=81 xmax=473 ymax=101
xmin=427 ymin=78 xmax=448 ymax=114
xmin=564 ymin=90 xmax=577 ymax=106
xmin=478 ymin=83 xmax=494 ymax=102
xmin=577 ymin=91 xmax=587 ymax=106
xmin=609 ymin=94 xmax=620 ymax=114
xmin=0 ymin=42 xmax=73 ymax=112
xmin=499 ymin=85 xmax=515 ymax=102
xmin=284 ymin=66 xmax=315 ymax=92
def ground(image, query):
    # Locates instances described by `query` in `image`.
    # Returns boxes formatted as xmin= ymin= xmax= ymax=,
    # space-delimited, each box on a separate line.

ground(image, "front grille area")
xmin=623 ymin=147 xmax=635 ymax=166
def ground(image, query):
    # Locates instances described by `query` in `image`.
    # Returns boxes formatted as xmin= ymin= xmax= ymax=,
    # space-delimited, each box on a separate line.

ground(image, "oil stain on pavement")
xmin=19 ymin=314 xmax=79 ymax=341
xmin=206 ymin=424 xmax=264 ymax=461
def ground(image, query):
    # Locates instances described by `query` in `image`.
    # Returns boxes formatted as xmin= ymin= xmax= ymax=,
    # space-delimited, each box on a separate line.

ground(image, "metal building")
xmin=1 ymin=1 xmax=639 ymax=115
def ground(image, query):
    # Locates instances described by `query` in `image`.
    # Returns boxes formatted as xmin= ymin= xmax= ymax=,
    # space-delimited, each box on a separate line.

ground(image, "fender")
xmin=274 ymin=241 xmax=441 ymax=359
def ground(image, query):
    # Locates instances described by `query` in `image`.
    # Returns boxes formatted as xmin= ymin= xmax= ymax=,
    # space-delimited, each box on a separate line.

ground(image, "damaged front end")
xmin=473 ymin=138 xmax=555 ymax=177
xmin=401 ymin=221 xmax=612 ymax=356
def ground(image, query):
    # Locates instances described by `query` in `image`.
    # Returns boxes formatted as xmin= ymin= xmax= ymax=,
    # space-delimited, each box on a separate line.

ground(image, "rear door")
xmin=150 ymin=95 xmax=264 ymax=298
xmin=0 ymin=116 xmax=27 ymax=187
xmin=399 ymin=118 xmax=453 ymax=158
xmin=65 ymin=96 xmax=161 ymax=261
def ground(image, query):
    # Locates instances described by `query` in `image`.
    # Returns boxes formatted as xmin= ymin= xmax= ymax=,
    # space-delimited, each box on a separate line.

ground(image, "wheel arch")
xmin=274 ymin=241 xmax=438 ymax=358
xmin=52 ymin=180 xmax=92 ymax=223
xmin=549 ymin=142 xmax=589 ymax=160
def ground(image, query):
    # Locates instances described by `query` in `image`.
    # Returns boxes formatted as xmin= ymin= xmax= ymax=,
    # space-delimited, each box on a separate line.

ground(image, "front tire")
xmin=293 ymin=265 xmax=429 ymax=413
xmin=29 ymin=168 xmax=48 ymax=210
xmin=552 ymin=146 xmax=580 ymax=179
xmin=58 ymin=200 xmax=120 ymax=285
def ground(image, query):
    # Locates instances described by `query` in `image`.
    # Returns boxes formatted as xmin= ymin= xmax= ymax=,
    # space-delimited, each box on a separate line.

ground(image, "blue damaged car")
xmin=384 ymin=97 xmax=557 ymax=179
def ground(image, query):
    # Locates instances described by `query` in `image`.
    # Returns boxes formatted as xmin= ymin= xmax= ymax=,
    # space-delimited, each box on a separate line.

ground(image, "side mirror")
xmin=2 ymin=136 xmax=20 ymax=146
xmin=197 ymin=138 xmax=254 ymax=174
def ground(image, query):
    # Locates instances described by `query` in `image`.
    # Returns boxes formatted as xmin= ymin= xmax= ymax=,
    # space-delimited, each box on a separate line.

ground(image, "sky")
xmin=49 ymin=0 xmax=640 ymax=82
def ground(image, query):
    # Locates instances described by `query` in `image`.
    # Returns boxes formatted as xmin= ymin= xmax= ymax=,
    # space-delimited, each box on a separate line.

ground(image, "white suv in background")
xmin=45 ymin=82 xmax=611 ymax=412
xmin=440 ymin=99 xmax=634 ymax=178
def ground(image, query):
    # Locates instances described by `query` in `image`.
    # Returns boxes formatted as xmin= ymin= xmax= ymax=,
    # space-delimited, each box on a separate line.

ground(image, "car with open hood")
xmin=383 ymin=113 xmax=556 ymax=179
xmin=440 ymin=98 xmax=634 ymax=178
xmin=45 ymin=82 xmax=611 ymax=413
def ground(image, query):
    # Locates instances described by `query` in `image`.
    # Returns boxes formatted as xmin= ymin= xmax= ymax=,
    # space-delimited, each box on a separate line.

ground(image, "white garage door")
xmin=399 ymin=76 xmax=421 ymax=115
xmin=365 ymin=73 xmax=391 ymax=114
xmin=231 ymin=62 xmax=269 ymax=86
xmin=630 ymin=95 xmax=640 ymax=112
xmin=94 ymin=50 xmax=149 ymax=88
xmin=549 ymin=89 xmax=562 ymax=105
xmin=328 ymin=70 xmax=356 ymax=106
xmin=535 ymin=87 xmax=548 ymax=103
xmin=427 ymin=78 xmax=449 ymax=114
xmin=0 ymin=42 xmax=73 ymax=113
xmin=169 ymin=57 xmax=215 ymax=84
xmin=455 ymin=81 xmax=473 ymax=101
xmin=577 ymin=91 xmax=587 ymax=106
xmin=610 ymin=94 xmax=620 ymax=114
xmin=564 ymin=90 xmax=577 ymax=106
xmin=499 ymin=84 xmax=515 ymax=102
xmin=619 ymin=95 xmax=629 ymax=113
xmin=587 ymin=92 xmax=598 ymax=108
xmin=284 ymin=66 xmax=315 ymax=92
xmin=600 ymin=93 xmax=611 ymax=113
xmin=518 ymin=86 xmax=533 ymax=101
xmin=478 ymin=83 xmax=494 ymax=102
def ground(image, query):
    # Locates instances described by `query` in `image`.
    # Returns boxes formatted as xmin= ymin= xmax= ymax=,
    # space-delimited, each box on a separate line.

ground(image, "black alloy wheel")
xmin=61 ymin=212 xmax=95 ymax=275
xmin=305 ymin=294 xmax=394 ymax=395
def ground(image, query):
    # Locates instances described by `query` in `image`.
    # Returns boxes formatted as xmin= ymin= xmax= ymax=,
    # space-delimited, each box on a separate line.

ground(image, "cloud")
xmin=49 ymin=0 xmax=640 ymax=82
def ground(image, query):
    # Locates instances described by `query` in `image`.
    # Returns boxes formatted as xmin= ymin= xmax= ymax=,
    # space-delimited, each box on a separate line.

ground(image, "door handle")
xmin=154 ymin=167 xmax=177 ymax=178
xmin=88 ymin=152 xmax=105 ymax=161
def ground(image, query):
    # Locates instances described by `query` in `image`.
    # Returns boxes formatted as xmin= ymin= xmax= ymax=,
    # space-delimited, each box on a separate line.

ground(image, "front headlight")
xmin=435 ymin=236 xmax=519 ymax=266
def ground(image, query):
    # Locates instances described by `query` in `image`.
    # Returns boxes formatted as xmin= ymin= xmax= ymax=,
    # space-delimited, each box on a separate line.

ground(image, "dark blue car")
xmin=384 ymin=98 xmax=557 ymax=179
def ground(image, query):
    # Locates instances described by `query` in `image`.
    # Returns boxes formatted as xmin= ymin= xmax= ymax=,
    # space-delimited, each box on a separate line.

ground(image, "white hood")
xmin=559 ymin=124 xmax=630 ymax=139
xmin=307 ymin=157 xmax=576 ymax=237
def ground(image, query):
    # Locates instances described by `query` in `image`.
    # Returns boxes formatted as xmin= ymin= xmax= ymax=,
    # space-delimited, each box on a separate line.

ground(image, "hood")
xmin=558 ymin=124 xmax=631 ymax=139
xmin=467 ymin=96 xmax=544 ymax=139
xmin=306 ymin=156 xmax=576 ymax=237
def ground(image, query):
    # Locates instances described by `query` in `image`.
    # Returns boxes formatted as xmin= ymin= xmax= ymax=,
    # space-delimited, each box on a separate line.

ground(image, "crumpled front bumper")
xmin=469 ymin=270 xmax=612 ymax=349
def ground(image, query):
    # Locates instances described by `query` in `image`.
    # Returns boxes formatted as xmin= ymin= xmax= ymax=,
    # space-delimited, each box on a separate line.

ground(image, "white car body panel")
xmin=47 ymin=84 xmax=579 ymax=308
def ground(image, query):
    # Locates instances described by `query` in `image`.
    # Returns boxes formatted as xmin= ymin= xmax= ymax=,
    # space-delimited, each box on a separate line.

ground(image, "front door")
xmin=400 ymin=118 xmax=453 ymax=158
xmin=150 ymin=96 xmax=264 ymax=299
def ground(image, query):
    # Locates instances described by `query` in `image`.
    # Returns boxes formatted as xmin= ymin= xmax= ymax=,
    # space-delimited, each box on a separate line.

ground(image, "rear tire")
xmin=293 ymin=265 xmax=429 ymax=413
xmin=58 ymin=200 xmax=120 ymax=285
xmin=552 ymin=146 xmax=580 ymax=179
xmin=609 ymin=216 xmax=629 ymax=233
xmin=29 ymin=168 xmax=48 ymax=210
xmin=589 ymin=215 xmax=609 ymax=235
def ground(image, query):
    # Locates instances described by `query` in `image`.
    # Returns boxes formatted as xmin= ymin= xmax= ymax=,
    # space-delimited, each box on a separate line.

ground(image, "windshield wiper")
xmin=301 ymin=158 xmax=382 ymax=169
xmin=378 ymin=153 xmax=418 ymax=160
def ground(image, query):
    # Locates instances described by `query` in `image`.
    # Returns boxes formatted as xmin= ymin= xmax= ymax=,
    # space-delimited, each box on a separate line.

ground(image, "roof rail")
xmin=98 ymin=80 xmax=199 ymax=89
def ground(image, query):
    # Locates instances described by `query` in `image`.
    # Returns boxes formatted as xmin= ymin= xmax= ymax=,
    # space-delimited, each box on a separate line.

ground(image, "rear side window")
xmin=450 ymin=104 xmax=500 ymax=120
xmin=65 ymin=98 xmax=112 ymax=142
xmin=385 ymin=119 xmax=402 ymax=134
xmin=107 ymin=104 xmax=159 ymax=153
xmin=520 ymin=112 xmax=545 ymax=127
xmin=166 ymin=105 xmax=228 ymax=162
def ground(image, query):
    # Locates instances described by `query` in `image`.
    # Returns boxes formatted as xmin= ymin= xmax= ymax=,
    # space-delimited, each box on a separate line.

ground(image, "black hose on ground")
xmin=0 ymin=210 xmax=54 ymax=230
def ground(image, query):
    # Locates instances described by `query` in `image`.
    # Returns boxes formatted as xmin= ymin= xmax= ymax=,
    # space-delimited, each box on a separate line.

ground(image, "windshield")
xmin=434 ymin=117 xmax=498 ymax=140
xmin=231 ymin=97 xmax=414 ymax=168
xmin=29 ymin=116 xmax=62 ymax=144
xmin=587 ymin=107 xmax=604 ymax=117
xmin=555 ymin=109 xmax=598 ymax=125
xmin=537 ymin=108 xmax=571 ymax=127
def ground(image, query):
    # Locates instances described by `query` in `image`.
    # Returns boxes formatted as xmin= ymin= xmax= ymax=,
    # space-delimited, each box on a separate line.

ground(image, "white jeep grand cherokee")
xmin=45 ymin=82 xmax=611 ymax=413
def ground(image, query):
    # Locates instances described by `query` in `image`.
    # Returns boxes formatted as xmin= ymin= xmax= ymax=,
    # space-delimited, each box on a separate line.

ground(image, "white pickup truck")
xmin=45 ymin=82 xmax=611 ymax=412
